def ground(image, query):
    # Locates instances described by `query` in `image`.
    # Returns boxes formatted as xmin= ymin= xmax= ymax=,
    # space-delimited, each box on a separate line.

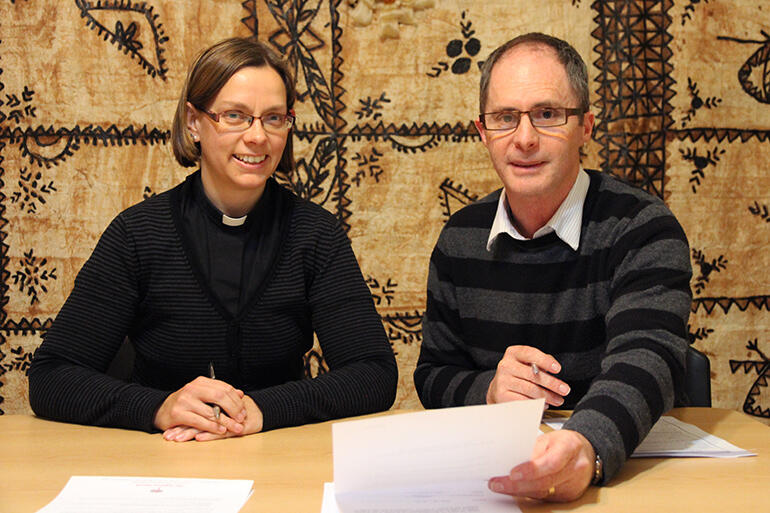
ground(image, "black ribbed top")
xmin=29 ymin=173 xmax=397 ymax=432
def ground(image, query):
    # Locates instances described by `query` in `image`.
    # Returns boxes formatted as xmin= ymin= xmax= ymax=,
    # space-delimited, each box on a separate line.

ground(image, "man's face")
xmin=475 ymin=45 xmax=594 ymax=203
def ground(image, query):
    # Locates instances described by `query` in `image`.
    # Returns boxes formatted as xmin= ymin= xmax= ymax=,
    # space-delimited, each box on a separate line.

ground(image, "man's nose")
xmin=512 ymin=113 xmax=539 ymax=150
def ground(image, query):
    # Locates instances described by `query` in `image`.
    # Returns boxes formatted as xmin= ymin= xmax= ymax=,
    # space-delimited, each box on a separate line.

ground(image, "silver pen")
xmin=208 ymin=362 xmax=221 ymax=420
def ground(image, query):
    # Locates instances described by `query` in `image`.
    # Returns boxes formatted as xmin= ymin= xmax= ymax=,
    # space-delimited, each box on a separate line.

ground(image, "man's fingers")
xmin=523 ymin=362 xmax=570 ymax=396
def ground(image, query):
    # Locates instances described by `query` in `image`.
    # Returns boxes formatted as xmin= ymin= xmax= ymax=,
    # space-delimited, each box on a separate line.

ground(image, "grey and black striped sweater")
xmin=414 ymin=169 xmax=692 ymax=483
xmin=29 ymin=177 xmax=397 ymax=433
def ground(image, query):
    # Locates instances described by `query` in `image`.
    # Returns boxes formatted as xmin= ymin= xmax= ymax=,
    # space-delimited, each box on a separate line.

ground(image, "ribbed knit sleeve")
xmin=414 ymin=211 xmax=497 ymax=407
xmin=248 ymin=204 xmax=398 ymax=430
xmin=28 ymin=214 xmax=171 ymax=432
xmin=563 ymin=191 xmax=692 ymax=484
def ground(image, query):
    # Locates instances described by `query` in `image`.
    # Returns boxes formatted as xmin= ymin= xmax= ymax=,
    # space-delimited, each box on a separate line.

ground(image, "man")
xmin=414 ymin=33 xmax=692 ymax=502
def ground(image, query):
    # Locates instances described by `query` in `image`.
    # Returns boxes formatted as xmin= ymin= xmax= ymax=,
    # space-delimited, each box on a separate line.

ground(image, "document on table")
xmin=36 ymin=476 xmax=254 ymax=513
xmin=322 ymin=399 xmax=545 ymax=513
xmin=542 ymin=415 xmax=756 ymax=458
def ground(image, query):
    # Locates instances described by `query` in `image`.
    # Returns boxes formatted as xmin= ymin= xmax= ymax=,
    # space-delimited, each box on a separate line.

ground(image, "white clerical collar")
xmin=221 ymin=214 xmax=247 ymax=227
xmin=486 ymin=168 xmax=590 ymax=252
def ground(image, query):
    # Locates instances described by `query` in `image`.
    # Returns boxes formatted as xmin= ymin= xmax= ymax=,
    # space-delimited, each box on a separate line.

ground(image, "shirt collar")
xmin=192 ymin=171 xmax=272 ymax=230
xmin=486 ymin=168 xmax=590 ymax=252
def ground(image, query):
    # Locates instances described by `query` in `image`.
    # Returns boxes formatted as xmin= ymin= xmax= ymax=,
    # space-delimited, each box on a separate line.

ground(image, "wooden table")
xmin=0 ymin=408 xmax=767 ymax=512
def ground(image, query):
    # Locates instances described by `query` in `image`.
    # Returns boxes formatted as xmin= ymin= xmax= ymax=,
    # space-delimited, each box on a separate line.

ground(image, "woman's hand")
xmin=192 ymin=395 xmax=263 ymax=441
xmin=154 ymin=376 xmax=247 ymax=440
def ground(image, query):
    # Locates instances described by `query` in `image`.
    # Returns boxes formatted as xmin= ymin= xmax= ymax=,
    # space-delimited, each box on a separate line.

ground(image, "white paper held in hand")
xmin=329 ymin=399 xmax=544 ymax=512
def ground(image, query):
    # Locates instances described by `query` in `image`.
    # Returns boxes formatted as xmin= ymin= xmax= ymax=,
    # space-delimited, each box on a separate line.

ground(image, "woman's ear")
xmin=186 ymin=102 xmax=200 ymax=142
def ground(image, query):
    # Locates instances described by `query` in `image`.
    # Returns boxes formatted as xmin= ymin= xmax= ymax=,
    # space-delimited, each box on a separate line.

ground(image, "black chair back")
xmin=683 ymin=346 xmax=711 ymax=407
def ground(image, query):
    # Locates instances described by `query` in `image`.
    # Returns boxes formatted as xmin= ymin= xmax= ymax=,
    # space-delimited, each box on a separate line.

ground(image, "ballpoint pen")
xmin=208 ymin=362 xmax=221 ymax=420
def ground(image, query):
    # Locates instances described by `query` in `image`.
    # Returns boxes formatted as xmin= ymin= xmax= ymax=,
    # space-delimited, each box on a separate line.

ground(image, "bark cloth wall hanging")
xmin=0 ymin=1 xmax=768 ymax=426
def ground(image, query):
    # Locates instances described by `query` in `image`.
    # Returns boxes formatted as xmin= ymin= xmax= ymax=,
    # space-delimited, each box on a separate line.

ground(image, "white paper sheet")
xmin=327 ymin=399 xmax=544 ymax=513
xmin=542 ymin=415 xmax=756 ymax=458
xmin=321 ymin=481 xmax=520 ymax=513
xmin=36 ymin=476 xmax=254 ymax=513
xmin=631 ymin=416 xmax=756 ymax=457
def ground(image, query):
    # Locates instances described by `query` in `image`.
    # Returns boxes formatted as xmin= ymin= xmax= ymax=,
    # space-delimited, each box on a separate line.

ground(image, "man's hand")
xmin=488 ymin=429 xmax=595 ymax=502
xmin=486 ymin=345 xmax=571 ymax=407
xmin=154 ymin=376 xmax=248 ymax=441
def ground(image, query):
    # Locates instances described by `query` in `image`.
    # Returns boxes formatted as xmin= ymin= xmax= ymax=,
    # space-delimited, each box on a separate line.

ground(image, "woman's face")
xmin=186 ymin=66 xmax=290 ymax=210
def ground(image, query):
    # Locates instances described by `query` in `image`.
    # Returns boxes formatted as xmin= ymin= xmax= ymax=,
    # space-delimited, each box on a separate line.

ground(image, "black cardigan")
xmin=29 ymin=174 xmax=397 ymax=432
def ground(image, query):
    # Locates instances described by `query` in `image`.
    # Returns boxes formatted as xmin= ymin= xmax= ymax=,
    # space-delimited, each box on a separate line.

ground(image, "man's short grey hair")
xmin=479 ymin=32 xmax=590 ymax=115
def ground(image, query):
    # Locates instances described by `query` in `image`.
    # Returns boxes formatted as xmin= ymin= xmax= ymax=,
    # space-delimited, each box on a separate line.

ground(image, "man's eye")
xmin=537 ymin=109 xmax=556 ymax=119
xmin=497 ymin=112 xmax=517 ymax=123
xmin=264 ymin=113 xmax=283 ymax=123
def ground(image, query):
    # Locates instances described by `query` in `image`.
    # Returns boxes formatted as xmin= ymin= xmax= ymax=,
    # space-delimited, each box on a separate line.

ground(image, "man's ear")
xmin=474 ymin=119 xmax=488 ymax=145
xmin=581 ymin=111 xmax=595 ymax=143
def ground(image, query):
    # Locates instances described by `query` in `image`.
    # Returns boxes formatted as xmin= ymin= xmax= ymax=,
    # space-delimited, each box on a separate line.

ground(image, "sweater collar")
xmin=487 ymin=168 xmax=589 ymax=252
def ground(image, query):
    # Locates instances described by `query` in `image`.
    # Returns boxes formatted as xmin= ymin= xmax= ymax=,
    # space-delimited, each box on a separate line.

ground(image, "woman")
xmin=28 ymin=37 xmax=397 ymax=442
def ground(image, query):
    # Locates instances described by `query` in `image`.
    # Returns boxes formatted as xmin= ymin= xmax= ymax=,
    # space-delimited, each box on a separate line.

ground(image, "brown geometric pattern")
xmin=0 ymin=1 xmax=768 ymax=428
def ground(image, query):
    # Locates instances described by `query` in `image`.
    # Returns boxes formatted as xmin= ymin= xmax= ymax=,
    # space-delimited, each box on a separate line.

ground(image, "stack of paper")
xmin=36 ymin=476 xmax=254 ymax=513
xmin=631 ymin=416 xmax=756 ymax=458
xmin=542 ymin=415 xmax=756 ymax=458
xmin=323 ymin=399 xmax=545 ymax=513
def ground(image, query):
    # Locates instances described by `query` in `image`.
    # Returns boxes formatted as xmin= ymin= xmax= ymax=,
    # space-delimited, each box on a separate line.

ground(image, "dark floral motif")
xmin=12 ymin=249 xmax=58 ymax=306
xmin=355 ymin=93 xmax=391 ymax=121
xmin=113 ymin=20 xmax=143 ymax=52
xmin=366 ymin=276 xmax=397 ymax=306
xmin=11 ymin=167 xmax=57 ymax=214
xmin=351 ymin=147 xmax=383 ymax=186
xmin=688 ymin=326 xmax=714 ymax=344
xmin=427 ymin=11 xmax=482 ymax=77
xmin=681 ymin=0 xmax=710 ymax=26
xmin=748 ymin=201 xmax=770 ymax=223
xmin=681 ymin=78 xmax=721 ymax=127
xmin=679 ymin=146 xmax=724 ymax=193
xmin=0 ymin=345 xmax=33 ymax=376
xmin=0 ymin=85 xmax=36 ymax=126
xmin=74 ymin=0 xmax=169 ymax=80
xmin=691 ymin=248 xmax=728 ymax=295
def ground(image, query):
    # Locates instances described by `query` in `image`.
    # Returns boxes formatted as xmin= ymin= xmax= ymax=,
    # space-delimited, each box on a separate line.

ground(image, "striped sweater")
xmin=29 ymin=178 xmax=397 ymax=433
xmin=414 ymin=169 xmax=692 ymax=483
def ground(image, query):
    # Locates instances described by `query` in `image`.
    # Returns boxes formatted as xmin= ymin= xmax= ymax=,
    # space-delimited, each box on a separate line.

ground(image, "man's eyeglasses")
xmin=194 ymin=105 xmax=295 ymax=133
xmin=479 ymin=107 xmax=584 ymax=131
